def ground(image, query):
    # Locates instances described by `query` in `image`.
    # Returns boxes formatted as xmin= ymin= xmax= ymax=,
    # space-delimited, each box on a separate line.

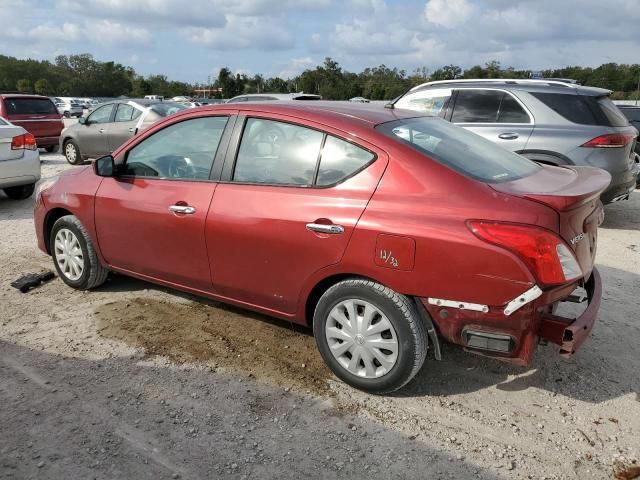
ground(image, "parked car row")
xmin=34 ymin=100 xmax=614 ymax=393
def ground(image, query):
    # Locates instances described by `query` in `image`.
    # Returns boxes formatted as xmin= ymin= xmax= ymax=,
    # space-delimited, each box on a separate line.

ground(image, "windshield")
xmin=149 ymin=102 xmax=188 ymax=117
xmin=376 ymin=117 xmax=540 ymax=183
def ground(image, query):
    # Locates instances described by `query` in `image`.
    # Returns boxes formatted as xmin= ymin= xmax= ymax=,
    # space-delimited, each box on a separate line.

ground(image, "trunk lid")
xmin=491 ymin=165 xmax=610 ymax=279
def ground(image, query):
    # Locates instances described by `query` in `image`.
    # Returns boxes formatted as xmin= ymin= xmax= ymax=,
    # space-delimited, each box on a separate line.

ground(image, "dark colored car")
xmin=616 ymin=105 xmax=640 ymax=178
xmin=60 ymin=99 xmax=188 ymax=164
xmin=34 ymin=102 xmax=608 ymax=393
xmin=0 ymin=94 xmax=64 ymax=152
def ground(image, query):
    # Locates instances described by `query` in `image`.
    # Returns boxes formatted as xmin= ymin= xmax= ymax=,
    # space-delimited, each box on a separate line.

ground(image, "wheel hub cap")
xmin=65 ymin=144 xmax=76 ymax=161
xmin=54 ymin=228 xmax=84 ymax=281
xmin=325 ymin=299 xmax=399 ymax=379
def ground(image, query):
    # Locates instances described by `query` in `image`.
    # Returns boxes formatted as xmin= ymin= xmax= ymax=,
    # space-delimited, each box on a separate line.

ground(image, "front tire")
xmin=63 ymin=139 xmax=82 ymax=165
xmin=313 ymin=278 xmax=427 ymax=393
xmin=3 ymin=183 xmax=35 ymax=200
xmin=50 ymin=215 xmax=108 ymax=290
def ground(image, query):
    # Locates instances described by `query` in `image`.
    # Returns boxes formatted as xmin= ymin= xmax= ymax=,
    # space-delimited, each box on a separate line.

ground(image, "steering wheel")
xmin=163 ymin=155 xmax=198 ymax=179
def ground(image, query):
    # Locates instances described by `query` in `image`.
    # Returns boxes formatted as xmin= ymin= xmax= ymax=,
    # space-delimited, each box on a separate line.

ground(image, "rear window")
xmin=531 ymin=92 xmax=629 ymax=127
xmin=149 ymin=103 xmax=188 ymax=117
xmin=376 ymin=117 xmax=540 ymax=183
xmin=4 ymin=98 xmax=57 ymax=115
xmin=597 ymin=96 xmax=629 ymax=127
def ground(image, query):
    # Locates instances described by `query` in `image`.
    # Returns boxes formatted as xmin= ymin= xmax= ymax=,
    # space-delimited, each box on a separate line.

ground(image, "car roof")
xmin=229 ymin=93 xmax=322 ymax=101
xmin=197 ymin=101 xmax=423 ymax=127
xmin=409 ymin=79 xmax=611 ymax=96
xmin=0 ymin=93 xmax=54 ymax=100
xmin=100 ymin=98 xmax=178 ymax=107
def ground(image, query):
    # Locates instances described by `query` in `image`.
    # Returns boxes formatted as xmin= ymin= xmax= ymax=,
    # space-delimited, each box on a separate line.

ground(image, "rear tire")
xmin=3 ymin=183 xmax=35 ymax=200
xmin=313 ymin=278 xmax=427 ymax=393
xmin=45 ymin=145 xmax=59 ymax=153
xmin=63 ymin=139 xmax=82 ymax=165
xmin=50 ymin=215 xmax=109 ymax=290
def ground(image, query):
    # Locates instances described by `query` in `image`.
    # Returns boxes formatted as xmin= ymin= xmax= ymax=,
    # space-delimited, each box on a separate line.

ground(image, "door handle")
xmin=99 ymin=128 xmax=105 ymax=133
xmin=128 ymin=127 xmax=135 ymax=132
xmin=169 ymin=205 xmax=196 ymax=214
xmin=306 ymin=223 xmax=344 ymax=234
xmin=498 ymin=132 xmax=519 ymax=140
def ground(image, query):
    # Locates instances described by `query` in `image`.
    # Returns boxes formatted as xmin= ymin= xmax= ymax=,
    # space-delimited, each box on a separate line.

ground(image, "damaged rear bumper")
xmin=421 ymin=268 xmax=602 ymax=366
xmin=538 ymin=267 xmax=602 ymax=356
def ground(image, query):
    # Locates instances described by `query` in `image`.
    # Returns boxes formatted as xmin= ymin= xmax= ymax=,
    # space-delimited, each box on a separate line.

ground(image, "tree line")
xmin=1 ymin=53 xmax=639 ymax=101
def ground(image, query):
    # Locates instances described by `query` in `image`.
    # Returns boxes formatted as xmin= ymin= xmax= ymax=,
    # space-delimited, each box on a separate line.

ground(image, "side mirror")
xmin=78 ymin=117 xmax=87 ymax=125
xmin=94 ymin=155 xmax=115 ymax=177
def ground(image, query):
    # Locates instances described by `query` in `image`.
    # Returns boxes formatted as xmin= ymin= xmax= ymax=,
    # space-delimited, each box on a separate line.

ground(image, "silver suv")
xmin=392 ymin=79 xmax=639 ymax=204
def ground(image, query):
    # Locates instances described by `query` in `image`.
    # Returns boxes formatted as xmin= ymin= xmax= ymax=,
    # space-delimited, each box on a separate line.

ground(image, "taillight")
xmin=11 ymin=133 xmax=37 ymax=151
xmin=468 ymin=221 xmax=582 ymax=286
xmin=581 ymin=134 xmax=635 ymax=148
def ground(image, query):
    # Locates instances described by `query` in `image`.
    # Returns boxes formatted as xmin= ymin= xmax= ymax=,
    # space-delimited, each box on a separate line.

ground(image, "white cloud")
xmin=424 ymin=0 xmax=475 ymax=28
xmin=278 ymin=57 xmax=315 ymax=78
xmin=183 ymin=14 xmax=292 ymax=50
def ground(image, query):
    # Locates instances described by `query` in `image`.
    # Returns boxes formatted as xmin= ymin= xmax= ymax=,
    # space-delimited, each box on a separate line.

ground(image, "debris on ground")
xmin=10 ymin=271 xmax=55 ymax=293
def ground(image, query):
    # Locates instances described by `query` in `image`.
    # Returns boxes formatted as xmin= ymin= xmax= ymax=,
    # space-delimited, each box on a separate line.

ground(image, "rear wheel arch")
xmin=304 ymin=273 xmax=382 ymax=327
xmin=517 ymin=150 xmax=573 ymax=166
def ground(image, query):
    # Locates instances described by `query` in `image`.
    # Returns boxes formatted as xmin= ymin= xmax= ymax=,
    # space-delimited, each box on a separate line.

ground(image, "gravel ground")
xmin=1 ymin=148 xmax=639 ymax=479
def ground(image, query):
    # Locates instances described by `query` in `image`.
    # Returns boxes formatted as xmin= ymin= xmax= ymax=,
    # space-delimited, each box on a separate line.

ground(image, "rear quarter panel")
xmin=296 ymin=139 xmax=560 ymax=318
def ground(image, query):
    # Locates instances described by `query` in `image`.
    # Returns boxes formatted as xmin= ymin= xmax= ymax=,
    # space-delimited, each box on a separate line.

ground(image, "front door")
xmin=77 ymin=104 xmax=115 ymax=157
xmin=206 ymin=114 xmax=388 ymax=314
xmin=95 ymin=114 xmax=232 ymax=290
xmin=449 ymin=89 xmax=534 ymax=152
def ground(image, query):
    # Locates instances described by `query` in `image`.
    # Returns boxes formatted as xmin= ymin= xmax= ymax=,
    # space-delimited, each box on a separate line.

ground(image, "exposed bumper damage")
xmin=538 ymin=267 xmax=602 ymax=356
xmin=419 ymin=267 xmax=602 ymax=366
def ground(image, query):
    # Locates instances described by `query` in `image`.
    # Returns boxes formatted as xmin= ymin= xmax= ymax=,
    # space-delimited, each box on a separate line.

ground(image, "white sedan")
xmin=0 ymin=117 xmax=41 ymax=200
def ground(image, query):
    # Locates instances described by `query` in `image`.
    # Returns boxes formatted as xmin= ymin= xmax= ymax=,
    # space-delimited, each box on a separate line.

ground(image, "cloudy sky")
xmin=0 ymin=0 xmax=639 ymax=82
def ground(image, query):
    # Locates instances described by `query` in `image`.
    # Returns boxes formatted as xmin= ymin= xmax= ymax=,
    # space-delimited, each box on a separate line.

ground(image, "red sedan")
xmin=34 ymin=102 xmax=610 ymax=393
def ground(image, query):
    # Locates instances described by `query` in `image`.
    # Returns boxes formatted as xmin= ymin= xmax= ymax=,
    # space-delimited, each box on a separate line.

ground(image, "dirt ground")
xmin=1 ymin=149 xmax=639 ymax=479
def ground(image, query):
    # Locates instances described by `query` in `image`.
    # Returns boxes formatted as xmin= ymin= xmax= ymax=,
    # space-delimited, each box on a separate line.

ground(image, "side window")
xmin=497 ymin=94 xmax=530 ymax=123
xmin=88 ymin=104 xmax=115 ymax=124
xmin=115 ymin=104 xmax=142 ymax=122
xmin=233 ymin=118 xmax=323 ymax=186
xmin=316 ymin=136 xmax=375 ymax=186
xmin=451 ymin=90 xmax=502 ymax=123
xmin=122 ymin=116 xmax=228 ymax=180
xmin=395 ymin=88 xmax=452 ymax=116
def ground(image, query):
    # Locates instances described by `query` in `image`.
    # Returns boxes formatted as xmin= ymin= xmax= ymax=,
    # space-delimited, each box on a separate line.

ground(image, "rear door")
xmin=449 ymin=89 xmax=534 ymax=152
xmin=75 ymin=103 xmax=115 ymax=157
xmin=3 ymin=96 xmax=62 ymax=142
xmin=108 ymin=103 xmax=143 ymax=151
xmin=206 ymin=113 xmax=388 ymax=314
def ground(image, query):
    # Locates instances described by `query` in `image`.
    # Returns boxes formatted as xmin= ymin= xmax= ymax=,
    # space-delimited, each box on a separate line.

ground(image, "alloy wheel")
xmin=65 ymin=143 xmax=77 ymax=163
xmin=54 ymin=228 xmax=84 ymax=281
